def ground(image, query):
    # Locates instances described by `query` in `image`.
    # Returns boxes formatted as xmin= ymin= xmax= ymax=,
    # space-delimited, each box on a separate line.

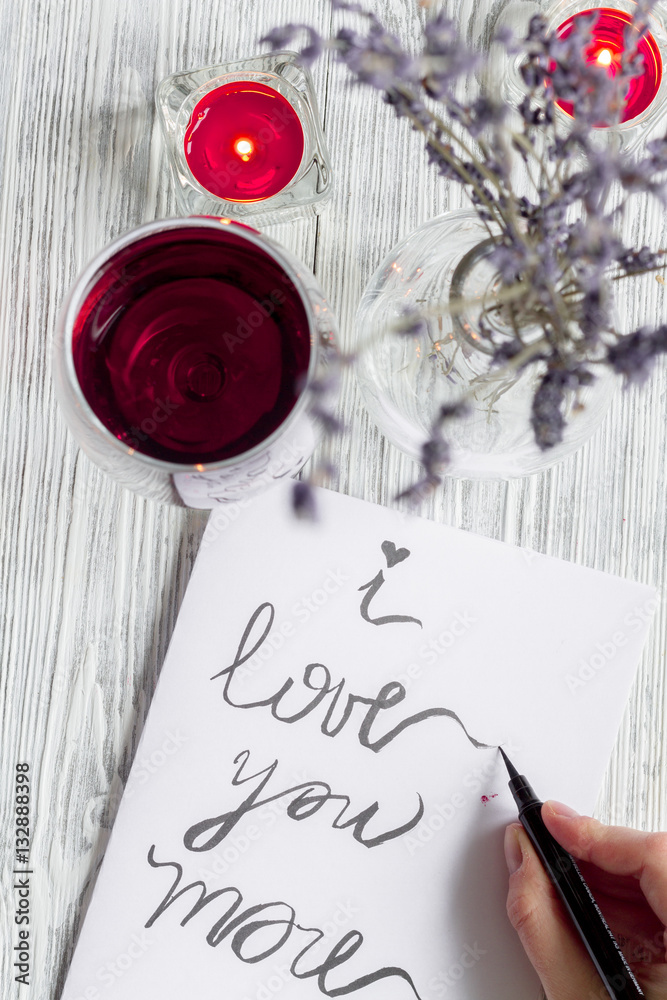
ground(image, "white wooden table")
xmin=1 ymin=1 xmax=665 ymax=998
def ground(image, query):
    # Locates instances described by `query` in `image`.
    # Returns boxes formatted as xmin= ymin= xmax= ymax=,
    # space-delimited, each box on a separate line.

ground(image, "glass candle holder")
xmin=156 ymin=51 xmax=332 ymax=224
xmin=52 ymin=217 xmax=337 ymax=507
xmin=491 ymin=0 xmax=667 ymax=154
xmin=552 ymin=6 xmax=663 ymax=123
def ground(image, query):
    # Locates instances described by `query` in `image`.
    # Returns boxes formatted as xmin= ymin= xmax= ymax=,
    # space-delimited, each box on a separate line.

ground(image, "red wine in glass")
xmin=72 ymin=225 xmax=312 ymax=464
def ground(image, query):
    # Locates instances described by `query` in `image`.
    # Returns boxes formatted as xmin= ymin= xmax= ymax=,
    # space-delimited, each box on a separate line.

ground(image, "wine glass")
xmin=52 ymin=216 xmax=337 ymax=506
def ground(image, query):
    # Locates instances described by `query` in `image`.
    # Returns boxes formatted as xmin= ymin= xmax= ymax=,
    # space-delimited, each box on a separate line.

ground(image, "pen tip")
xmin=499 ymin=746 xmax=520 ymax=779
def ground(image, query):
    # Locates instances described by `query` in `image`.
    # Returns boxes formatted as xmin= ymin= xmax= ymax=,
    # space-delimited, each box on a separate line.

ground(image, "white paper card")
xmin=61 ymin=485 xmax=656 ymax=1000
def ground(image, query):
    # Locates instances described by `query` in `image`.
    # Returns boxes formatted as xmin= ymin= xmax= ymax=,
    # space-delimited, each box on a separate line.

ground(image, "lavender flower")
xmin=396 ymin=401 xmax=469 ymax=503
xmin=422 ymin=12 xmax=479 ymax=99
xmin=531 ymin=368 xmax=594 ymax=450
xmin=260 ymin=24 xmax=323 ymax=66
xmin=335 ymin=23 xmax=419 ymax=90
xmin=396 ymin=305 xmax=428 ymax=338
xmin=614 ymin=246 xmax=662 ymax=274
xmin=291 ymin=480 xmax=318 ymax=520
xmin=607 ymin=326 xmax=667 ymax=382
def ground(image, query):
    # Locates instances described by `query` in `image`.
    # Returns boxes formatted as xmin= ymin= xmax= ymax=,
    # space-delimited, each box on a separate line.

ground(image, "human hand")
xmin=504 ymin=802 xmax=667 ymax=999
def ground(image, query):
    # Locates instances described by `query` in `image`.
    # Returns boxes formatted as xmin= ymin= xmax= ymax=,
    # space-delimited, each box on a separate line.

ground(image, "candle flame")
xmin=597 ymin=48 xmax=612 ymax=66
xmin=234 ymin=137 xmax=255 ymax=161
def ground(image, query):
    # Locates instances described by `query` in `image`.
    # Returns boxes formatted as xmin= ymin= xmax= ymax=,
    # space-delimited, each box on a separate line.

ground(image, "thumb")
xmin=504 ymin=823 xmax=604 ymax=1000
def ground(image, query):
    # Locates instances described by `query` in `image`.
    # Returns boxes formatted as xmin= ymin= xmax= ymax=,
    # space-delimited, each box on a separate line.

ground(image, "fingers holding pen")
xmin=542 ymin=802 xmax=667 ymax=932
xmin=503 ymin=823 xmax=603 ymax=1000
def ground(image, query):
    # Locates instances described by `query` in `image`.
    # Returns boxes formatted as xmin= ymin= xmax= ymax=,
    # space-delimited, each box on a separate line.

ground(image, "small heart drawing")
xmin=381 ymin=540 xmax=411 ymax=568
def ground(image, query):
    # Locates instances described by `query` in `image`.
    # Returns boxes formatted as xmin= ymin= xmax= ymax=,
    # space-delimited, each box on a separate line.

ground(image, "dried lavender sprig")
xmin=607 ymin=325 xmax=667 ymax=382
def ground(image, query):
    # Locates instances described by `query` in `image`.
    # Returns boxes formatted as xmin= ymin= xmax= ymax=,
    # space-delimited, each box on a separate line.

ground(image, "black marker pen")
xmin=500 ymin=748 xmax=644 ymax=1000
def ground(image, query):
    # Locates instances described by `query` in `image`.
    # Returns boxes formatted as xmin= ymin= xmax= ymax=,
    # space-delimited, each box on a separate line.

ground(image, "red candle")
xmin=555 ymin=8 xmax=662 ymax=123
xmin=184 ymin=81 xmax=305 ymax=202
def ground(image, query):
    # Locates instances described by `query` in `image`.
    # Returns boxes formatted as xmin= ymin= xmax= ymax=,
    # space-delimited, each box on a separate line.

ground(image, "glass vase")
xmin=354 ymin=210 xmax=614 ymax=479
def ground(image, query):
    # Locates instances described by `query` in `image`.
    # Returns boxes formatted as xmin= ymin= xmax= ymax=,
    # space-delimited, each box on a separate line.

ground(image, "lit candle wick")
xmin=596 ymin=48 xmax=613 ymax=66
xmin=233 ymin=137 xmax=255 ymax=162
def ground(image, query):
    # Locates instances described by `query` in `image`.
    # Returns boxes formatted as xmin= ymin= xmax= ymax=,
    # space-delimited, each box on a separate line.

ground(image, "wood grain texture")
xmin=0 ymin=1 xmax=665 ymax=999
